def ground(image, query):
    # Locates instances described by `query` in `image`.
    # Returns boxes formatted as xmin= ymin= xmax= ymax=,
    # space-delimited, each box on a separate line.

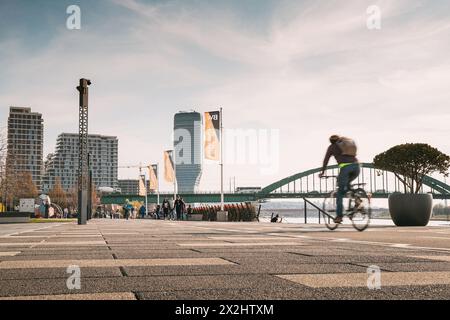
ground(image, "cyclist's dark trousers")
xmin=336 ymin=163 xmax=360 ymax=217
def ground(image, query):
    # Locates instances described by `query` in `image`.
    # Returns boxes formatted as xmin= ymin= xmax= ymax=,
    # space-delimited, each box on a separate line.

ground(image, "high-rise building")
xmin=173 ymin=111 xmax=202 ymax=193
xmin=118 ymin=179 xmax=151 ymax=195
xmin=43 ymin=133 xmax=118 ymax=192
xmin=6 ymin=107 xmax=44 ymax=191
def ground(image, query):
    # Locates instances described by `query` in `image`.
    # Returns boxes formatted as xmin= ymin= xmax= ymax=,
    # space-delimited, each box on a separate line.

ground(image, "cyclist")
xmin=318 ymin=135 xmax=360 ymax=224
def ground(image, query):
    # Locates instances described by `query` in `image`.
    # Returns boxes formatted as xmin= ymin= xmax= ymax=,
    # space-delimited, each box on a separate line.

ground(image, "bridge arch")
xmin=260 ymin=163 xmax=450 ymax=198
xmin=102 ymin=163 xmax=450 ymax=204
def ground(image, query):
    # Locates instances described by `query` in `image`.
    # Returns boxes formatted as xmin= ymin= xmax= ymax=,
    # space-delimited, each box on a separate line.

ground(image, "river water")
xmin=257 ymin=201 xmax=450 ymax=226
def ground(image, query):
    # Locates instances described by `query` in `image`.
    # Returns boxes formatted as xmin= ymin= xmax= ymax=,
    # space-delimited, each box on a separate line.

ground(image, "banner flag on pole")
xmin=149 ymin=164 xmax=158 ymax=190
xmin=204 ymin=111 xmax=220 ymax=160
xmin=164 ymin=150 xmax=175 ymax=183
xmin=138 ymin=174 xmax=146 ymax=197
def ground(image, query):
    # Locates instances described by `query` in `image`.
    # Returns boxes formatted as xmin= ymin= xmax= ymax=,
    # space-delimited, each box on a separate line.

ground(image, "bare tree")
xmin=67 ymin=186 xmax=78 ymax=213
xmin=15 ymin=171 xmax=39 ymax=200
xmin=48 ymin=177 xmax=68 ymax=209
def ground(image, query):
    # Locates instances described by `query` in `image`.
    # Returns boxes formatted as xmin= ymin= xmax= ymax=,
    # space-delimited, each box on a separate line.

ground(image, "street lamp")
xmin=140 ymin=174 xmax=148 ymax=217
xmin=77 ymin=78 xmax=91 ymax=225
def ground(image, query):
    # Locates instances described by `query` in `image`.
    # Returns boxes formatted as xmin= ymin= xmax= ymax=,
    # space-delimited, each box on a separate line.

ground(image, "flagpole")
xmin=173 ymin=150 xmax=177 ymax=201
xmin=220 ymin=107 xmax=224 ymax=211
xmin=156 ymin=163 xmax=160 ymax=206
xmin=144 ymin=172 xmax=148 ymax=216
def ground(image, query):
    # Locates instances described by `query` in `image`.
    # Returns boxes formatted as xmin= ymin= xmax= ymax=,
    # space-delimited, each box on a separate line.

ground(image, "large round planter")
xmin=388 ymin=193 xmax=433 ymax=226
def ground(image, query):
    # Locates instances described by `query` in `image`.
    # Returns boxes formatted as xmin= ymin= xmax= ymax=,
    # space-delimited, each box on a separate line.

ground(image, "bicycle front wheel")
xmin=323 ymin=192 xmax=339 ymax=230
xmin=350 ymin=188 xmax=371 ymax=232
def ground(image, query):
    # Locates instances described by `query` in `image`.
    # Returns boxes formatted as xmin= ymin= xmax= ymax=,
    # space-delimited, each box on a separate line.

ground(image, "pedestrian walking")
xmin=162 ymin=199 xmax=170 ymax=220
xmin=123 ymin=200 xmax=132 ymax=220
xmin=155 ymin=205 xmax=161 ymax=219
xmin=44 ymin=201 xmax=50 ymax=219
xmin=174 ymin=195 xmax=185 ymax=221
xmin=139 ymin=204 xmax=146 ymax=219
xmin=186 ymin=204 xmax=192 ymax=220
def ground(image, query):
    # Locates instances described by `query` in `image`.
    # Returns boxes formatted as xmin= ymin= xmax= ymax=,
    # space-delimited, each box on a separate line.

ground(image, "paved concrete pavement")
xmin=1 ymin=219 xmax=450 ymax=300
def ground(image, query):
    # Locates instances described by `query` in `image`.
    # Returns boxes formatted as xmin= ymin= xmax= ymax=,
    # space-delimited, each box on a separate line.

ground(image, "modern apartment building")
xmin=6 ymin=107 xmax=44 ymax=191
xmin=43 ymin=133 xmax=118 ymax=192
xmin=173 ymin=111 xmax=203 ymax=193
xmin=118 ymin=179 xmax=151 ymax=195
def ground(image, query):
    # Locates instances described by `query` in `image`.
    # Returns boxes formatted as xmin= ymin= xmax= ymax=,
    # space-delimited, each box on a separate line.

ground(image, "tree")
xmin=91 ymin=184 xmax=99 ymax=209
xmin=11 ymin=171 xmax=39 ymax=202
xmin=374 ymin=143 xmax=450 ymax=194
xmin=67 ymin=186 xmax=78 ymax=211
xmin=0 ymin=130 xmax=6 ymax=166
xmin=48 ymin=177 xmax=68 ymax=209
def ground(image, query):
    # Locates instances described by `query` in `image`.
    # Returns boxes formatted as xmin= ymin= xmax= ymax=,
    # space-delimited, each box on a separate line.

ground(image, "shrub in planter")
xmin=374 ymin=143 xmax=450 ymax=226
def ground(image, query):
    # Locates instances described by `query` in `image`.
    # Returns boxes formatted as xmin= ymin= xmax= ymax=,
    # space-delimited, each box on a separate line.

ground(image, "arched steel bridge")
xmin=101 ymin=163 xmax=450 ymax=205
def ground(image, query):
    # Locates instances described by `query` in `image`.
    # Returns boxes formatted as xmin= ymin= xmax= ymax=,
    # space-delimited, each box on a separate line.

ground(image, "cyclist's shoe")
xmin=334 ymin=216 xmax=343 ymax=224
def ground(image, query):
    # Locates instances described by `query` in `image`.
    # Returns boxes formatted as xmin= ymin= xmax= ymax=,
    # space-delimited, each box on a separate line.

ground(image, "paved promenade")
xmin=1 ymin=219 xmax=450 ymax=299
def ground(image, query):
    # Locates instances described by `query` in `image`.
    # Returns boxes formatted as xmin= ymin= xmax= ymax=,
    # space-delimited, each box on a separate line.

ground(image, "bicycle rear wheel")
xmin=323 ymin=192 xmax=339 ymax=230
xmin=350 ymin=188 xmax=371 ymax=232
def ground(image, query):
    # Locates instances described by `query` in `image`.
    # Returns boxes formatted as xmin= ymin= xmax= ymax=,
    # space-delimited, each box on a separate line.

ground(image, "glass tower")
xmin=173 ymin=111 xmax=202 ymax=193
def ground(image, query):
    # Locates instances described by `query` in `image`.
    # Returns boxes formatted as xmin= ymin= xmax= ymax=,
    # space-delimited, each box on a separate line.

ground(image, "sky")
xmin=1 ymin=0 xmax=449 ymax=192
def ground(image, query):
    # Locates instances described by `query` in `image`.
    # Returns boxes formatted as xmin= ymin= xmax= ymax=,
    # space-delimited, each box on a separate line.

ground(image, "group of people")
xmin=157 ymin=195 xmax=192 ymax=220
xmin=119 ymin=195 xmax=193 ymax=221
xmin=120 ymin=201 xmax=146 ymax=220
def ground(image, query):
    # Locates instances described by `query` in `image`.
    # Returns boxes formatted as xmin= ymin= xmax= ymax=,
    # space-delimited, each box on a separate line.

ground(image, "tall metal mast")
xmin=77 ymin=78 xmax=91 ymax=225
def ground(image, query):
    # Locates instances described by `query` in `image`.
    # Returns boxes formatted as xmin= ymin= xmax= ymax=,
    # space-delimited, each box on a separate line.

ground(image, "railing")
xmin=302 ymin=198 xmax=333 ymax=224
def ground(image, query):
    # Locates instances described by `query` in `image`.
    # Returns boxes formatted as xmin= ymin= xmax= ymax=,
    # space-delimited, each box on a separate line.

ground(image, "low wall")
xmin=0 ymin=212 xmax=31 ymax=224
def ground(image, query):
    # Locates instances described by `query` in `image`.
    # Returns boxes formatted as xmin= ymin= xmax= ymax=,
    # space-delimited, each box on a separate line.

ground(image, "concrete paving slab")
xmin=113 ymin=251 xmax=202 ymax=259
xmin=277 ymin=271 xmax=450 ymax=288
xmin=0 ymin=243 xmax=37 ymax=247
xmin=0 ymin=254 xmax=114 ymax=261
xmin=39 ymin=241 xmax=107 ymax=246
xmin=206 ymin=236 xmax=299 ymax=241
xmin=0 ymin=252 xmax=21 ymax=257
xmin=412 ymin=255 xmax=450 ymax=262
xmin=0 ymin=257 xmax=235 ymax=269
xmin=354 ymin=262 xmax=450 ymax=272
xmin=177 ymin=242 xmax=305 ymax=247
xmin=124 ymin=263 xmax=367 ymax=277
xmin=0 ymin=267 xmax=123 ymax=280
xmin=0 ymin=292 xmax=136 ymax=300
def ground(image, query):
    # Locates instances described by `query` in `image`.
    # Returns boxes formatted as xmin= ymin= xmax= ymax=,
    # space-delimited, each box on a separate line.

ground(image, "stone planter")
xmin=217 ymin=211 xmax=228 ymax=222
xmin=388 ymin=193 xmax=433 ymax=226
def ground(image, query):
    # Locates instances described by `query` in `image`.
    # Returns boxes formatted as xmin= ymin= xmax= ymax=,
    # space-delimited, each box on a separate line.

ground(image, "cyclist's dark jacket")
xmin=322 ymin=143 xmax=358 ymax=172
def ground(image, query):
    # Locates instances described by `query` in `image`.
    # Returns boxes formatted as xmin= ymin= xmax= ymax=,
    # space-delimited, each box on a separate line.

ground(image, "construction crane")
xmin=118 ymin=163 xmax=160 ymax=206
xmin=118 ymin=163 xmax=151 ymax=175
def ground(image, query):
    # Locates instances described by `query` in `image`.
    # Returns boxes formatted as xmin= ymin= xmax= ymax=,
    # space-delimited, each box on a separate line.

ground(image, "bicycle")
xmin=320 ymin=176 xmax=372 ymax=231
